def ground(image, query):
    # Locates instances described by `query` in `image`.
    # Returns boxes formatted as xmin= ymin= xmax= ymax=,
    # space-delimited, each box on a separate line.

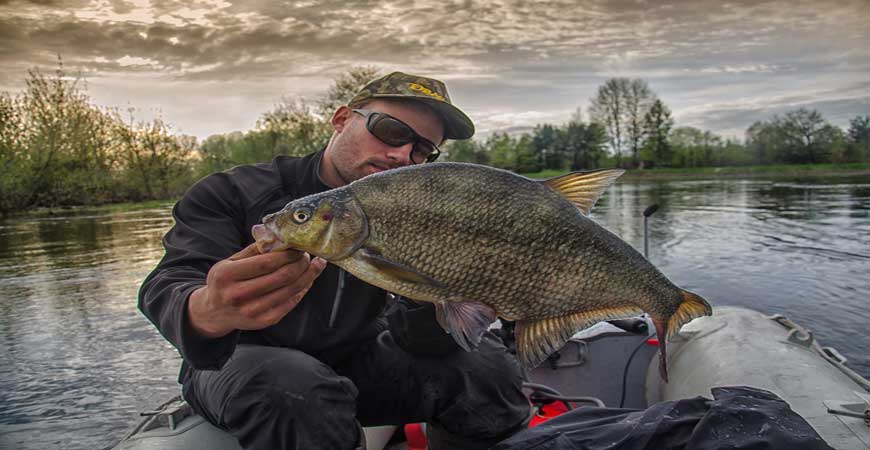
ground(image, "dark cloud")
xmin=109 ymin=0 xmax=135 ymax=15
xmin=0 ymin=0 xmax=866 ymax=139
xmin=685 ymin=96 xmax=870 ymax=137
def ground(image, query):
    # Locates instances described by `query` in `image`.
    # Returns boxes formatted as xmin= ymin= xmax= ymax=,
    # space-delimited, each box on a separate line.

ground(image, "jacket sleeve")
xmin=385 ymin=296 xmax=461 ymax=356
xmin=138 ymin=172 xmax=248 ymax=371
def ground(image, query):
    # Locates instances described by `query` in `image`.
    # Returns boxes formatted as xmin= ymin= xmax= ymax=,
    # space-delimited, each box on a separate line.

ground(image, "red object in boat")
xmin=404 ymin=423 xmax=427 ymax=450
xmin=529 ymin=401 xmax=570 ymax=427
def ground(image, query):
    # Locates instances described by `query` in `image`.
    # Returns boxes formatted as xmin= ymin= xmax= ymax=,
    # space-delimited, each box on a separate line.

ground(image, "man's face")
xmin=320 ymin=99 xmax=445 ymax=187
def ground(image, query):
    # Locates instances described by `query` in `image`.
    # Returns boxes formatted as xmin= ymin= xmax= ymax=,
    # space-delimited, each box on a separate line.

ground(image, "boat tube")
xmin=110 ymin=306 xmax=870 ymax=450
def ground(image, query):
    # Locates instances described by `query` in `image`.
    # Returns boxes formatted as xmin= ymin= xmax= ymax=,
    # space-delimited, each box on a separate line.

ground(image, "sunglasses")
xmin=352 ymin=108 xmax=441 ymax=163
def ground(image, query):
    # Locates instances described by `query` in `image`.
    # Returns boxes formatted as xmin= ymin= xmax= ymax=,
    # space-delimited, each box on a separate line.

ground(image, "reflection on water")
xmin=1 ymin=176 xmax=869 ymax=449
xmin=0 ymin=204 xmax=181 ymax=450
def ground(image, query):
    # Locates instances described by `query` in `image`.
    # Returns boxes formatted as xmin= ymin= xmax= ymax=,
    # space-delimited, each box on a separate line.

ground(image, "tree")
xmin=623 ymin=79 xmax=655 ymax=168
xmin=209 ymin=67 xmax=384 ymax=172
xmin=113 ymin=114 xmax=196 ymax=200
xmin=672 ymin=127 xmax=723 ymax=167
xmin=197 ymin=132 xmax=240 ymax=177
xmin=444 ymin=139 xmax=488 ymax=164
xmin=0 ymin=62 xmax=119 ymax=209
xmin=561 ymin=121 xmax=607 ymax=170
xmin=514 ymin=134 xmax=541 ymax=173
xmin=317 ymin=66 xmax=382 ymax=116
xmin=589 ymin=78 xmax=657 ymax=168
xmin=641 ymin=99 xmax=674 ymax=167
xmin=745 ymin=121 xmax=781 ymax=165
xmin=846 ymin=115 xmax=870 ymax=162
xmin=531 ymin=124 xmax=563 ymax=169
xmin=589 ymin=78 xmax=627 ymax=166
xmin=257 ymin=96 xmax=331 ymax=158
xmin=486 ymin=132 xmax=518 ymax=171
xmin=777 ymin=108 xmax=836 ymax=164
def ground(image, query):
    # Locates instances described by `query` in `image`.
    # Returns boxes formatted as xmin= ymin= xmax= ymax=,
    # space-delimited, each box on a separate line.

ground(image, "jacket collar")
xmin=278 ymin=149 xmax=332 ymax=199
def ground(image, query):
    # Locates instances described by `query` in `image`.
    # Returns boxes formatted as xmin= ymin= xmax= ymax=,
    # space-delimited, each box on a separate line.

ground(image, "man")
xmin=139 ymin=72 xmax=530 ymax=450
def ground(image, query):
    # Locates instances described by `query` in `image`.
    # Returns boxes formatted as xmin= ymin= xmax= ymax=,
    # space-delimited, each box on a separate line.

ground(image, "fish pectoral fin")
xmin=434 ymin=301 xmax=497 ymax=352
xmin=515 ymin=305 xmax=643 ymax=369
xmin=540 ymin=168 xmax=625 ymax=215
xmin=359 ymin=248 xmax=445 ymax=287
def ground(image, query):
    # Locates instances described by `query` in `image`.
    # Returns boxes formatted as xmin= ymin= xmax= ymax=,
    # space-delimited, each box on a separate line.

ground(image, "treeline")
xmin=197 ymin=67 xmax=380 ymax=175
xmin=0 ymin=63 xmax=376 ymax=214
xmin=443 ymin=78 xmax=870 ymax=173
xmin=2 ymin=64 xmax=869 ymax=214
xmin=0 ymin=64 xmax=197 ymax=213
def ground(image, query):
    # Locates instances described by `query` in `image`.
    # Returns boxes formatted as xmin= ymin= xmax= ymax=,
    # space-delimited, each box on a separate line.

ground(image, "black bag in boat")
xmin=492 ymin=386 xmax=834 ymax=450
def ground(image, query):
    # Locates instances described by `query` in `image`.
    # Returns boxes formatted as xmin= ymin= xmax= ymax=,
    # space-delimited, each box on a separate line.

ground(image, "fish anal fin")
xmin=435 ymin=301 xmax=497 ymax=352
xmin=653 ymin=289 xmax=713 ymax=383
xmin=359 ymin=247 xmax=445 ymax=288
xmin=541 ymin=169 xmax=625 ymax=215
xmin=515 ymin=305 xmax=643 ymax=369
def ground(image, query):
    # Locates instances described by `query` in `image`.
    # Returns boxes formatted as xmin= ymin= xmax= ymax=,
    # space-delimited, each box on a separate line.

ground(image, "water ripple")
xmin=1 ymin=179 xmax=869 ymax=450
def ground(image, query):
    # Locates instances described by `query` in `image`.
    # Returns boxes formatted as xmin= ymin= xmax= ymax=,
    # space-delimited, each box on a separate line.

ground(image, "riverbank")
xmin=0 ymin=199 xmax=175 ymax=220
xmin=4 ymin=163 xmax=869 ymax=218
xmin=522 ymin=162 xmax=870 ymax=180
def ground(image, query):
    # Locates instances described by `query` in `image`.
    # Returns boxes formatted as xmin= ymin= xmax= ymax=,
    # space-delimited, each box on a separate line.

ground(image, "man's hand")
xmin=187 ymin=243 xmax=328 ymax=338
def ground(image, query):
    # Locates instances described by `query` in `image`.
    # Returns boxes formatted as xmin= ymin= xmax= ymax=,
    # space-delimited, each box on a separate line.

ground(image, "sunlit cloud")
xmin=0 ymin=0 xmax=867 ymax=140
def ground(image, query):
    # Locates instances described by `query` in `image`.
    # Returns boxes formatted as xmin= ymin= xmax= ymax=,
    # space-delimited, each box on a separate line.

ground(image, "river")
xmin=1 ymin=175 xmax=868 ymax=449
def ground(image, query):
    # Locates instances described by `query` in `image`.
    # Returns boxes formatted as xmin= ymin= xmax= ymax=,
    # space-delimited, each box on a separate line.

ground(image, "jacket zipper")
xmin=328 ymin=268 xmax=346 ymax=328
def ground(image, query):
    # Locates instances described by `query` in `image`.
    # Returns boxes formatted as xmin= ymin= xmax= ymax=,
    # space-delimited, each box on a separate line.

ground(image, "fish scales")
xmin=349 ymin=163 xmax=675 ymax=320
xmin=253 ymin=162 xmax=713 ymax=379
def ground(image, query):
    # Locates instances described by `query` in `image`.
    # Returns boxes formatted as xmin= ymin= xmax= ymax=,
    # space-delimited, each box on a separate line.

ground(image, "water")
xmin=1 ymin=176 xmax=869 ymax=450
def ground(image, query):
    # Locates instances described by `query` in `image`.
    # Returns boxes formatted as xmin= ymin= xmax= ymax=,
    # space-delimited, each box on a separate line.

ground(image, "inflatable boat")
xmin=109 ymin=306 xmax=870 ymax=450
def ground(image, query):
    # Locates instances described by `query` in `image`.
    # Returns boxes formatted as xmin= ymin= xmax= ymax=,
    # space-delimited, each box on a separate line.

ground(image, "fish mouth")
xmin=252 ymin=223 xmax=286 ymax=253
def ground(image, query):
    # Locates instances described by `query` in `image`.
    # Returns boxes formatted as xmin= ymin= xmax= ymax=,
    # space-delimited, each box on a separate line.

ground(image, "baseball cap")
xmin=348 ymin=71 xmax=475 ymax=140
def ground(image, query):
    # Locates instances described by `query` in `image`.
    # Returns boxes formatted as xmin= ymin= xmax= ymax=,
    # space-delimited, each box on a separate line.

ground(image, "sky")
xmin=1 ymin=0 xmax=868 ymax=141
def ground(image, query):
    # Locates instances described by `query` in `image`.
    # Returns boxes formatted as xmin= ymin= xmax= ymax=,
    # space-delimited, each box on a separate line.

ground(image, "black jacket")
xmin=138 ymin=151 xmax=457 ymax=378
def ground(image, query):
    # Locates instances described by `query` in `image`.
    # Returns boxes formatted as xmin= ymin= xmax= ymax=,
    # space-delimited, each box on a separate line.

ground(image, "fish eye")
xmin=292 ymin=208 xmax=311 ymax=223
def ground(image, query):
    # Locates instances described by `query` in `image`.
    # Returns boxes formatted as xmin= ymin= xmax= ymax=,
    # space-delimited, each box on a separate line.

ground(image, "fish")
xmin=252 ymin=162 xmax=712 ymax=381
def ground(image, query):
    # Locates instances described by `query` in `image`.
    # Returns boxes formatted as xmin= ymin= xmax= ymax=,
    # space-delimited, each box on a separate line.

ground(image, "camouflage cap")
xmin=348 ymin=71 xmax=474 ymax=140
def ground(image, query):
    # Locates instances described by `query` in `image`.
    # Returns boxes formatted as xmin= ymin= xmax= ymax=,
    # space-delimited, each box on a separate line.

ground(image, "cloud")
xmin=0 ymin=0 xmax=867 ymax=139
xmin=674 ymin=81 xmax=870 ymax=137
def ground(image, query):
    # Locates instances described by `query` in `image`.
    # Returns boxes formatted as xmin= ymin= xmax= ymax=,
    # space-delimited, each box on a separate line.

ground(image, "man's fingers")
xmin=230 ymin=255 xmax=316 ymax=300
xmin=226 ymin=249 xmax=308 ymax=281
xmin=229 ymin=243 xmax=261 ymax=261
xmin=243 ymin=257 xmax=327 ymax=320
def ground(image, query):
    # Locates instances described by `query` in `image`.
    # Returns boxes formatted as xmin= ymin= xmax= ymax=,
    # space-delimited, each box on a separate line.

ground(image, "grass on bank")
xmin=521 ymin=162 xmax=870 ymax=180
xmin=1 ymin=199 xmax=176 ymax=219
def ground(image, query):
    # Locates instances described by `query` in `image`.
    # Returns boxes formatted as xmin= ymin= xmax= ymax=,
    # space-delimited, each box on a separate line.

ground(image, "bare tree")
xmin=624 ymin=79 xmax=655 ymax=167
xmin=589 ymin=78 xmax=657 ymax=168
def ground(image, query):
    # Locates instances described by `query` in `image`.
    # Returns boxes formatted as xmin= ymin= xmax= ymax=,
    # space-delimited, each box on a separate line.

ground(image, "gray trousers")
xmin=182 ymin=331 xmax=530 ymax=450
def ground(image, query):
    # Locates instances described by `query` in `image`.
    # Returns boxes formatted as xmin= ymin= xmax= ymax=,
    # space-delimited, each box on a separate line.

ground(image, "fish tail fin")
xmin=668 ymin=289 xmax=713 ymax=340
xmin=515 ymin=306 xmax=643 ymax=369
xmin=652 ymin=289 xmax=713 ymax=383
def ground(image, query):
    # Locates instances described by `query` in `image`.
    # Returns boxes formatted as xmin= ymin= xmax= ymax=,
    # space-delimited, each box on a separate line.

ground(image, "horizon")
xmin=1 ymin=0 xmax=868 ymax=142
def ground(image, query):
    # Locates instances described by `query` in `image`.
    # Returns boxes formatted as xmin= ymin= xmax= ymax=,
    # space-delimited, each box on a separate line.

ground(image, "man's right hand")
xmin=187 ymin=243 xmax=328 ymax=338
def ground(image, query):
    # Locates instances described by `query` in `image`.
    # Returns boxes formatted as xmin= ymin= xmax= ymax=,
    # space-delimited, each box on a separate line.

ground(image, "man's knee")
xmin=188 ymin=346 xmax=360 ymax=450
xmin=228 ymin=347 xmax=357 ymax=419
xmin=434 ymin=333 xmax=530 ymax=438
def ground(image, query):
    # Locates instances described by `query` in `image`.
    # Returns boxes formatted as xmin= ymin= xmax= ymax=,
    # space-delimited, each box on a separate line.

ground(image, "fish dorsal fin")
xmin=359 ymin=247 xmax=445 ymax=288
xmin=541 ymin=169 xmax=625 ymax=215
xmin=515 ymin=305 xmax=643 ymax=369
xmin=434 ymin=301 xmax=497 ymax=352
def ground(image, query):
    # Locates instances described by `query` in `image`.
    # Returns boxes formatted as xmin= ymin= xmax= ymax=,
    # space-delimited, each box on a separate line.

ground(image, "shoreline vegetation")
xmin=2 ymin=62 xmax=868 ymax=216
xmin=4 ymin=163 xmax=868 ymax=220
xmin=523 ymin=162 xmax=870 ymax=180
